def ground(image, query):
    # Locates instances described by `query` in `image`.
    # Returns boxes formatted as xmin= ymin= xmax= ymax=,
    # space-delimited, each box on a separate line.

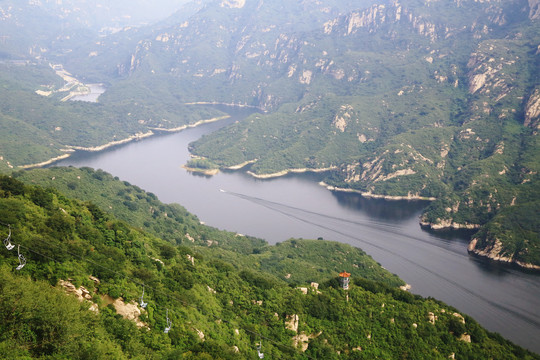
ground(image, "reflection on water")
xmin=332 ymin=191 xmax=429 ymax=222
xmin=423 ymin=227 xmax=476 ymax=242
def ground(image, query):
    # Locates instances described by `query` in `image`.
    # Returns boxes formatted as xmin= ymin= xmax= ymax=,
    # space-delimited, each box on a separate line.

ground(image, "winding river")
xmin=53 ymin=106 xmax=540 ymax=353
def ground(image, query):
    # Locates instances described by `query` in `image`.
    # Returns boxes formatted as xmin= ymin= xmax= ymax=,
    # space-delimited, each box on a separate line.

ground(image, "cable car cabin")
xmin=16 ymin=245 xmax=26 ymax=271
xmin=3 ymin=225 xmax=14 ymax=251
xmin=339 ymin=271 xmax=351 ymax=290
xmin=164 ymin=309 xmax=172 ymax=334
xmin=139 ymin=286 xmax=148 ymax=309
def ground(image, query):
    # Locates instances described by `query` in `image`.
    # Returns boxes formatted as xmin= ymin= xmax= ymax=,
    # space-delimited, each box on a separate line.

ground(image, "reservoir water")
xmin=53 ymin=106 xmax=540 ymax=353
xmin=69 ymin=84 xmax=106 ymax=102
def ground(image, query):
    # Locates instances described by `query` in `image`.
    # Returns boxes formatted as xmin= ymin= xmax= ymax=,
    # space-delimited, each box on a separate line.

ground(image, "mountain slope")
xmin=0 ymin=173 xmax=538 ymax=359
xmin=0 ymin=0 xmax=538 ymax=267
xmin=13 ymin=166 xmax=404 ymax=287
xmin=139 ymin=0 xmax=538 ymax=268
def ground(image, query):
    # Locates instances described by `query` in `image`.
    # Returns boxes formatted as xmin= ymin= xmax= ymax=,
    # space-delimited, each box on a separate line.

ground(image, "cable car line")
xmin=15 ymin=244 xmax=26 ymax=270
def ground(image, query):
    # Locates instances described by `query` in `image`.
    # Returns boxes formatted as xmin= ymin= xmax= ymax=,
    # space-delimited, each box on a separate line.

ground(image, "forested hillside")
xmin=0 ymin=173 xmax=538 ymax=359
xmin=0 ymin=1 xmax=538 ymax=267
xmin=123 ymin=0 xmax=539 ymax=268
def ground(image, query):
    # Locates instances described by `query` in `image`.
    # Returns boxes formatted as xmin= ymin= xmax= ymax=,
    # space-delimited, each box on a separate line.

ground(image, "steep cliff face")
xmin=337 ymin=2 xmax=439 ymax=41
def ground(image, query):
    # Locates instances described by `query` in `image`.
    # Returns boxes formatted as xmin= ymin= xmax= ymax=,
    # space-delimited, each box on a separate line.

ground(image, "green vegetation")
xmin=184 ymin=158 xmax=220 ymax=174
xmin=185 ymin=158 xmax=218 ymax=170
xmin=13 ymin=167 xmax=257 ymax=253
xmin=471 ymin=179 xmax=540 ymax=265
xmin=0 ymin=173 xmax=537 ymax=359
xmin=0 ymin=62 xmax=226 ymax=168
xmin=200 ymin=238 xmax=404 ymax=288
xmin=180 ymin=1 xmax=540 ymax=266
xmin=0 ymin=1 xmax=538 ymax=355
xmin=13 ymin=167 xmax=402 ymax=287
xmin=0 ymin=0 xmax=538 ymax=271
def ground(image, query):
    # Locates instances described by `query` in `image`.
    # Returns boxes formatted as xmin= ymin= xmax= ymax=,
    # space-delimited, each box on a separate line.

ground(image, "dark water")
xmin=54 ymin=106 xmax=540 ymax=353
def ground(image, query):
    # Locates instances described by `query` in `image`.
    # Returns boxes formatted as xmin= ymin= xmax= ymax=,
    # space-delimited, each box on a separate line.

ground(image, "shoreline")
xmin=19 ymin=116 xmax=231 ymax=169
xmin=468 ymin=238 xmax=540 ymax=271
xmin=181 ymin=165 xmax=220 ymax=176
xmin=66 ymin=131 xmax=155 ymax=152
xmin=419 ymin=220 xmax=481 ymax=230
xmin=225 ymin=159 xmax=258 ymax=170
xmin=246 ymin=167 xmax=337 ymax=179
xmin=319 ymin=182 xmax=437 ymax=201
xmin=19 ymin=154 xmax=73 ymax=169
xmin=184 ymin=101 xmax=267 ymax=112
xmin=149 ymin=115 xmax=230 ymax=133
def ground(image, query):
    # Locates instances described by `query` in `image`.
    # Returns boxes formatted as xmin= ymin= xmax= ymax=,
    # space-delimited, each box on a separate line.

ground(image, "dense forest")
xmin=0 ymin=171 xmax=537 ymax=359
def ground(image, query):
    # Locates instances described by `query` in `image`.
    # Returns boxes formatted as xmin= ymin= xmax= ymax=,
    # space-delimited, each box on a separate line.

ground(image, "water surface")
xmin=70 ymin=84 xmax=106 ymax=102
xmin=54 ymin=106 xmax=540 ymax=353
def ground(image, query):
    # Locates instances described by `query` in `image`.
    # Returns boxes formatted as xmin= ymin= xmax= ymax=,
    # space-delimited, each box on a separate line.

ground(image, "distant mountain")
xmin=0 ymin=0 xmax=191 ymax=59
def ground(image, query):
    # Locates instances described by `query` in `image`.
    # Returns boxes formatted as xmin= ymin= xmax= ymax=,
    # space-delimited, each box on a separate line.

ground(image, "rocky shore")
xmin=419 ymin=220 xmax=481 ymax=230
xmin=225 ymin=159 xmax=258 ymax=170
xmin=20 ymin=154 xmax=73 ymax=169
xmin=184 ymin=101 xmax=266 ymax=112
xmin=67 ymin=131 xmax=155 ymax=152
xmin=149 ymin=115 xmax=230 ymax=132
xmin=468 ymin=238 xmax=540 ymax=271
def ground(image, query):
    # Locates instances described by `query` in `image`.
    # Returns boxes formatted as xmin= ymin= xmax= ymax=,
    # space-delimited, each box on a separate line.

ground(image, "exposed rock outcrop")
xmin=428 ymin=312 xmax=437 ymax=325
xmin=342 ymin=2 xmax=438 ymax=41
xmin=420 ymin=219 xmax=481 ymax=230
xmin=525 ymin=88 xmax=540 ymax=129
xmin=286 ymin=314 xmax=299 ymax=333
xmin=58 ymin=279 xmax=98 ymax=313
xmin=467 ymin=42 xmax=519 ymax=99
xmin=468 ymin=238 xmax=540 ymax=270
xmin=102 ymin=295 xmax=149 ymax=328
xmin=285 ymin=314 xmax=320 ymax=352
xmin=220 ymin=0 xmax=246 ymax=9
